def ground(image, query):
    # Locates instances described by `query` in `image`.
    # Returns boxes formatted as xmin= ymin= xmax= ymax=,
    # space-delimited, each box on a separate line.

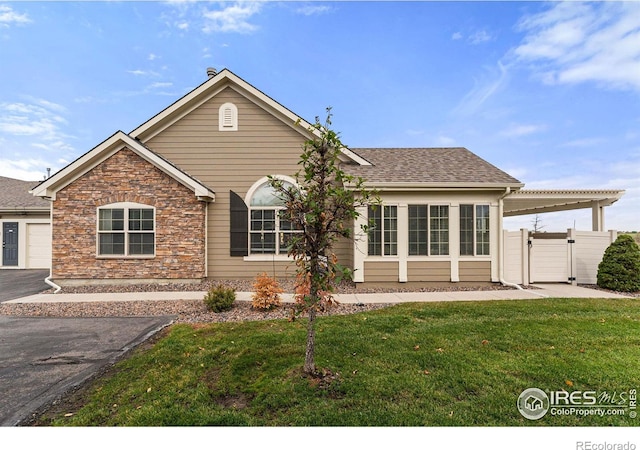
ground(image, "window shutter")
xmin=229 ymin=190 xmax=248 ymax=256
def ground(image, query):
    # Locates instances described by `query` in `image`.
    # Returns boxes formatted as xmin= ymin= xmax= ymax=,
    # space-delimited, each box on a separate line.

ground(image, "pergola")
xmin=503 ymin=189 xmax=625 ymax=231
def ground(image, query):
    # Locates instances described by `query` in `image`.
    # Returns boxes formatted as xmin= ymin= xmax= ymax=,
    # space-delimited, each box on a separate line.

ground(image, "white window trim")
xmin=218 ymin=102 xmax=238 ymax=131
xmin=405 ymin=203 xmax=451 ymax=258
xmin=244 ymin=175 xmax=300 ymax=259
xmin=459 ymin=203 xmax=491 ymax=257
xmin=367 ymin=204 xmax=399 ymax=257
xmin=96 ymin=202 xmax=156 ymax=259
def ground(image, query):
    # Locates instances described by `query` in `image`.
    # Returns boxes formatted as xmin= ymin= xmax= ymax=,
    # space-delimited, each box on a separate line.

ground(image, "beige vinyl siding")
xmin=145 ymin=87 xmax=350 ymax=279
xmin=364 ymin=261 xmax=399 ymax=282
xmin=407 ymin=261 xmax=450 ymax=282
xmin=459 ymin=260 xmax=491 ymax=282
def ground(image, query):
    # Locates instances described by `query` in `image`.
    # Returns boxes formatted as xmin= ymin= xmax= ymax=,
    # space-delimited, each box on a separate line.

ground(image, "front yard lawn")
xmin=38 ymin=298 xmax=640 ymax=426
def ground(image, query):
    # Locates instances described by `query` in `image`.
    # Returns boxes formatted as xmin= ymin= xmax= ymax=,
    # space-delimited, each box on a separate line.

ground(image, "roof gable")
xmin=345 ymin=147 xmax=523 ymax=189
xmin=129 ymin=68 xmax=370 ymax=166
xmin=31 ymin=131 xmax=215 ymax=201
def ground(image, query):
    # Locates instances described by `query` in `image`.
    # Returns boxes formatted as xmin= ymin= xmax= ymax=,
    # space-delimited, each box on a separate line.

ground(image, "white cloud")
xmin=0 ymin=158 xmax=53 ymax=181
xmin=0 ymin=102 xmax=70 ymax=141
xmin=148 ymin=82 xmax=173 ymax=89
xmin=469 ymin=30 xmax=493 ymax=45
xmin=0 ymin=99 xmax=76 ymax=179
xmin=499 ymin=123 xmax=546 ymax=138
xmin=436 ymin=135 xmax=457 ymax=147
xmin=454 ymin=61 xmax=509 ymax=116
xmin=451 ymin=32 xmax=463 ymax=41
xmin=202 ymin=2 xmax=262 ymax=34
xmin=513 ymin=2 xmax=640 ymax=92
xmin=148 ymin=53 xmax=158 ymax=61
xmin=561 ymin=137 xmax=606 ymax=148
xmin=0 ymin=4 xmax=31 ymax=27
xmin=296 ymin=5 xmax=332 ymax=17
xmin=127 ymin=69 xmax=160 ymax=77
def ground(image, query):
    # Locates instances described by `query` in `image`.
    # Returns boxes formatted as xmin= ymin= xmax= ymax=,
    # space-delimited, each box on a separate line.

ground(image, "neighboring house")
xmin=30 ymin=69 xmax=624 ymax=287
xmin=0 ymin=176 xmax=51 ymax=269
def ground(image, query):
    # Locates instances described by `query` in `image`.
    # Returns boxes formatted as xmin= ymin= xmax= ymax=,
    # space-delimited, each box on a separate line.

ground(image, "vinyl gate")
xmin=503 ymin=229 xmax=617 ymax=285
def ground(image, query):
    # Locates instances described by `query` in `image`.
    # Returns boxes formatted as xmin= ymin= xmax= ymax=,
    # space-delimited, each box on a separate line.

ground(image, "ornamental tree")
xmin=270 ymin=108 xmax=378 ymax=375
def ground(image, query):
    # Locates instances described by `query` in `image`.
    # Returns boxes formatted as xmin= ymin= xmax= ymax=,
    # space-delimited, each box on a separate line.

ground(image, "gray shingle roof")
xmin=0 ymin=176 xmax=50 ymax=210
xmin=345 ymin=147 xmax=522 ymax=186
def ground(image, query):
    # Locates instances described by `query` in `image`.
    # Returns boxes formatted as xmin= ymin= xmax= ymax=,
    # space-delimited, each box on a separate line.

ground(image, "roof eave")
xmin=31 ymin=131 xmax=216 ymax=202
xmin=346 ymin=181 xmax=524 ymax=191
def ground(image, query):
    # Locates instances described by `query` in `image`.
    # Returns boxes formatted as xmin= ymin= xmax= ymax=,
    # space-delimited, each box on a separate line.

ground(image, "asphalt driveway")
xmin=0 ymin=269 xmax=50 ymax=302
xmin=0 ymin=315 xmax=175 ymax=426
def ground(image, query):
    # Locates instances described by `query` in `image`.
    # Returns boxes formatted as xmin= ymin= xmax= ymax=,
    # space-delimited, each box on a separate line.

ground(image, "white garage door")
xmin=27 ymin=223 xmax=51 ymax=269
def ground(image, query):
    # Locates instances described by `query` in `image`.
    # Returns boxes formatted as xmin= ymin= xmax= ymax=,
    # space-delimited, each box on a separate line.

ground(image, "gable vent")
xmin=218 ymin=102 xmax=238 ymax=131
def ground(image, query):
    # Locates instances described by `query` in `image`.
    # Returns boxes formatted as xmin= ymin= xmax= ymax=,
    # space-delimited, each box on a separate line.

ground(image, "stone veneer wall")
xmin=52 ymin=148 xmax=207 ymax=282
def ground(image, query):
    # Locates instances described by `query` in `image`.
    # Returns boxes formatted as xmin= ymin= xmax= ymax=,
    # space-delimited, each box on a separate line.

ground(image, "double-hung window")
xmin=368 ymin=205 xmax=398 ymax=256
xmin=460 ymin=204 xmax=490 ymax=256
xmin=249 ymin=181 xmax=302 ymax=255
xmin=98 ymin=203 xmax=155 ymax=257
xmin=407 ymin=204 xmax=449 ymax=256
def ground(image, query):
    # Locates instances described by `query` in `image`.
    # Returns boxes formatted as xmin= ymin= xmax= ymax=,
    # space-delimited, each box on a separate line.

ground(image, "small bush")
xmin=252 ymin=273 xmax=283 ymax=310
xmin=203 ymin=285 xmax=236 ymax=312
xmin=597 ymin=234 xmax=640 ymax=293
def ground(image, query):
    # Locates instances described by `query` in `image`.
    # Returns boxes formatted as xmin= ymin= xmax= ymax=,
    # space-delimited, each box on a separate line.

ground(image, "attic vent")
xmin=219 ymin=102 xmax=238 ymax=131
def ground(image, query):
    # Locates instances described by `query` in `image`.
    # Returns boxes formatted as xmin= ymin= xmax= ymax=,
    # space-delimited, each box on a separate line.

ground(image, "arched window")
xmin=246 ymin=177 xmax=301 ymax=255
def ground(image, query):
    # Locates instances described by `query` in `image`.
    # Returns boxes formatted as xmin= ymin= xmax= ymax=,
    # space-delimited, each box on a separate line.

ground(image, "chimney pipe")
xmin=207 ymin=67 xmax=217 ymax=78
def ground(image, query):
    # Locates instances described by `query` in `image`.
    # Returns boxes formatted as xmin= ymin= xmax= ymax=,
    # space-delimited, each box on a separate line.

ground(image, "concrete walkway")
xmin=4 ymin=284 xmax=634 ymax=305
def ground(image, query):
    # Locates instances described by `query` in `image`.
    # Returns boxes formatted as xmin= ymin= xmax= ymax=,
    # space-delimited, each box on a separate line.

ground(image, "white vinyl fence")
xmin=503 ymin=229 xmax=617 ymax=285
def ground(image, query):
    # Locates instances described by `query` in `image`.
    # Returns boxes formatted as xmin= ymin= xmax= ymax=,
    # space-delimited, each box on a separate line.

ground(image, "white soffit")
xmin=503 ymin=189 xmax=625 ymax=216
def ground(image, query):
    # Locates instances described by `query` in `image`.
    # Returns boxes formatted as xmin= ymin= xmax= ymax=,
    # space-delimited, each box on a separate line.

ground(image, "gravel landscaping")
xmin=0 ymin=299 xmax=395 ymax=324
xmin=1 ymin=280 xmax=636 ymax=324
xmin=0 ymin=279 xmax=518 ymax=324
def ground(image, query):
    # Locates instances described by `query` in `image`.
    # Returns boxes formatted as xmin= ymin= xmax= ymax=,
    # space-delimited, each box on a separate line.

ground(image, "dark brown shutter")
xmin=230 ymin=190 xmax=248 ymax=256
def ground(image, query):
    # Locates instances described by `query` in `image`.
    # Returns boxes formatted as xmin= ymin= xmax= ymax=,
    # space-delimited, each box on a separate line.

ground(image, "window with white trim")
xmin=97 ymin=203 xmax=155 ymax=256
xmin=460 ymin=204 xmax=490 ymax=256
xmin=368 ymin=205 xmax=398 ymax=256
xmin=408 ymin=205 xmax=450 ymax=256
xmin=248 ymin=181 xmax=301 ymax=255
xmin=219 ymin=102 xmax=238 ymax=131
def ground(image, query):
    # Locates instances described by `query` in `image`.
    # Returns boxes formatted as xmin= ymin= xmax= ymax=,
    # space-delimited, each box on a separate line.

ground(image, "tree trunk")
xmin=304 ymin=306 xmax=316 ymax=374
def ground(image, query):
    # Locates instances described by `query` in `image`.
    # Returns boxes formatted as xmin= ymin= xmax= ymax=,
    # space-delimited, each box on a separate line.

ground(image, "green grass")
xmin=43 ymin=298 xmax=640 ymax=426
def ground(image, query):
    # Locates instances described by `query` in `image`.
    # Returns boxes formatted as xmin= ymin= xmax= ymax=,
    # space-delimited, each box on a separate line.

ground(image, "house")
xmin=29 ymin=69 xmax=624 ymax=287
xmin=0 ymin=176 xmax=51 ymax=269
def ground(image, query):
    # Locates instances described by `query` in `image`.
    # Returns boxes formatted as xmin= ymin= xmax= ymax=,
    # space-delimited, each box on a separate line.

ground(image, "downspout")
xmin=45 ymin=274 xmax=61 ymax=294
xmin=497 ymin=187 xmax=523 ymax=290
xmin=44 ymin=198 xmax=61 ymax=293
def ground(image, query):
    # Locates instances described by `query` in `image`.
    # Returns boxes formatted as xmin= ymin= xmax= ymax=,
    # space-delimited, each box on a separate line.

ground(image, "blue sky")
xmin=0 ymin=1 xmax=638 ymax=232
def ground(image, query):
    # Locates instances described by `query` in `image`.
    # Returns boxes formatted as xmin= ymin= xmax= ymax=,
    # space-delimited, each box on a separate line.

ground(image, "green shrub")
xmin=597 ymin=234 xmax=640 ymax=292
xmin=203 ymin=285 xmax=236 ymax=312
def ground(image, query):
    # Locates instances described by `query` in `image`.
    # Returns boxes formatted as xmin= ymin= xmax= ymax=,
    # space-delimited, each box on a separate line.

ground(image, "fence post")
xmin=568 ymin=228 xmax=577 ymax=285
xmin=522 ymin=228 xmax=530 ymax=285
